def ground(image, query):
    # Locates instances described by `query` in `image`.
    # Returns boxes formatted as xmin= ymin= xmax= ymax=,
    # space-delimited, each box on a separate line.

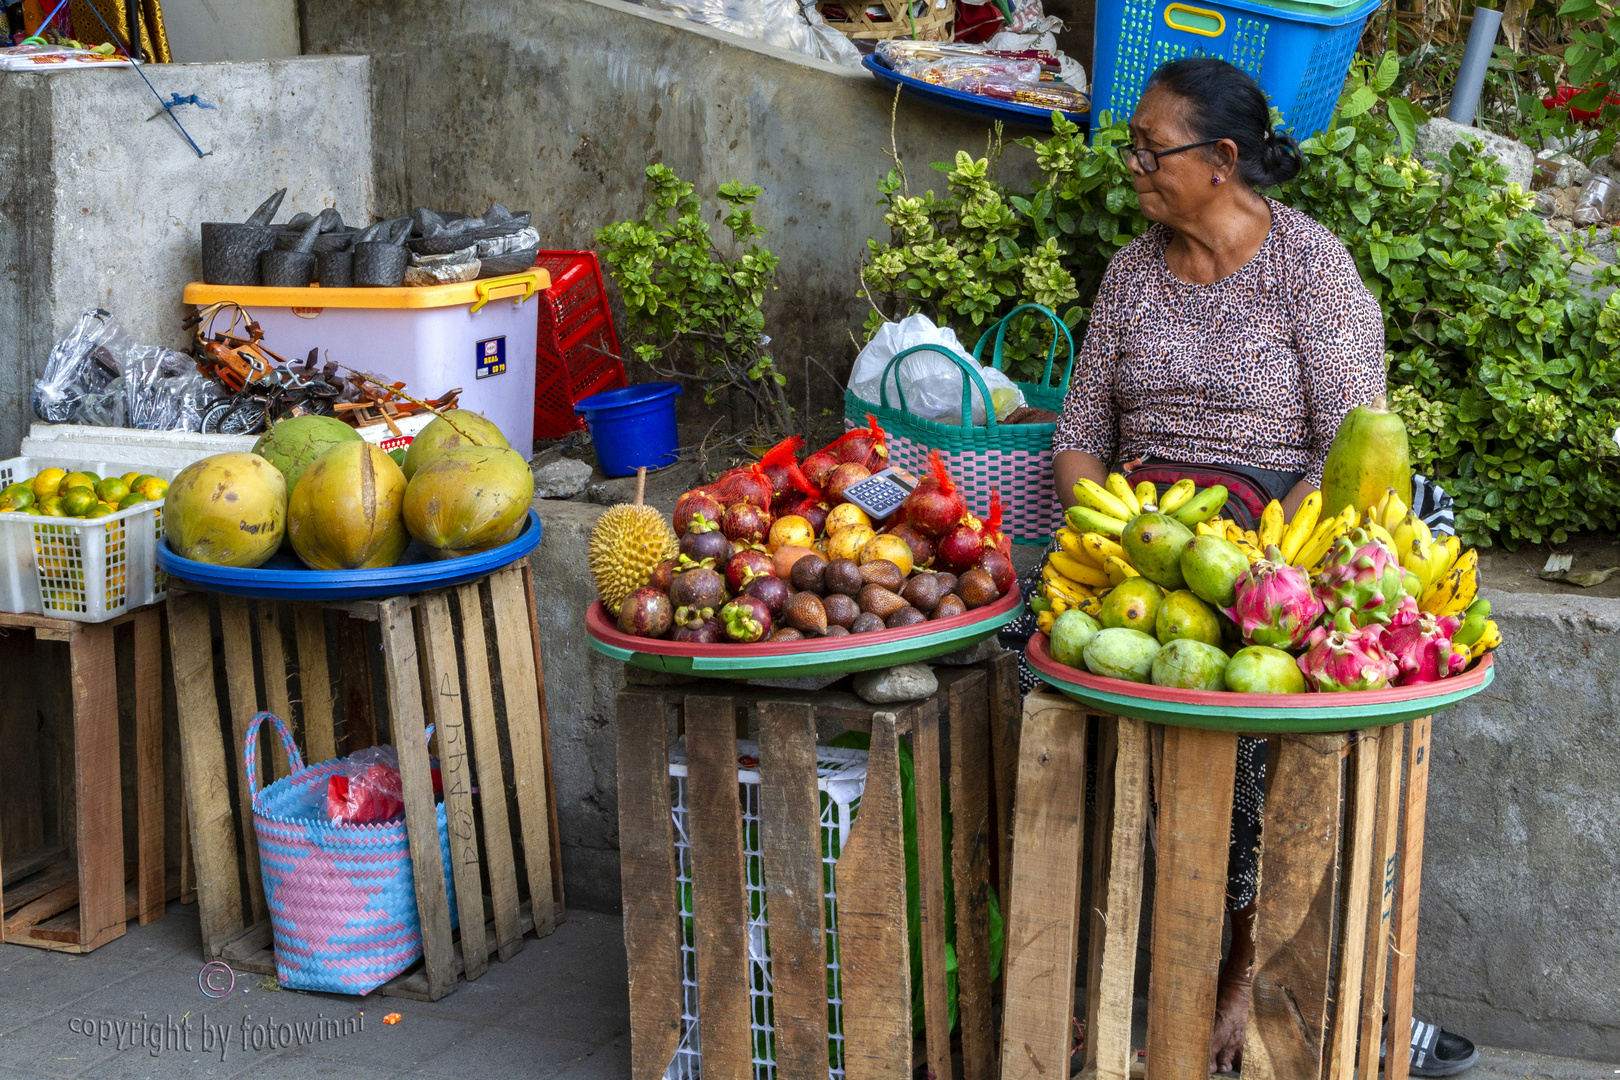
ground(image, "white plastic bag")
xmin=850 ymin=314 xmax=1025 ymax=426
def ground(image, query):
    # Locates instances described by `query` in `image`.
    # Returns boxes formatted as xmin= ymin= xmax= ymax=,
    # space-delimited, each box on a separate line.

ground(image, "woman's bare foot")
xmin=1208 ymin=967 xmax=1252 ymax=1073
xmin=1209 ymin=902 xmax=1257 ymax=1074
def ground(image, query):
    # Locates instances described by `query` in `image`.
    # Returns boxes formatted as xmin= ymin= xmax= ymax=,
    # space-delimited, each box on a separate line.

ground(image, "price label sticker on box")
xmin=476 ymin=336 xmax=507 ymax=379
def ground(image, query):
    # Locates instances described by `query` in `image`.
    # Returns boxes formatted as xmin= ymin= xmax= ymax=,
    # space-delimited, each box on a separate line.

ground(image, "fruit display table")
xmin=1000 ymin=639 xmax=1495 ymax=1080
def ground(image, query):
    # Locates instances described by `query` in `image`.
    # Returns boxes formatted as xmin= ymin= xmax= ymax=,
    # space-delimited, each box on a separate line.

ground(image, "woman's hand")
xmin=1281 ymin=479 xmax=1317 ymax=523
xmin=1055 ymin=449 xmax=1110 ymax=509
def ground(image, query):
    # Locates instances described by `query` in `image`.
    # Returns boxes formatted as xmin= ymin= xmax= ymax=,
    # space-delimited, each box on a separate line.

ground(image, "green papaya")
xmin=1320 ymin=394 xmax=1411 ymax=520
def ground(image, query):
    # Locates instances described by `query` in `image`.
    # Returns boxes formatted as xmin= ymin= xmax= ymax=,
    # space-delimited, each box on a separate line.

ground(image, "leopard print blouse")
xmin=1052 ymin=199 xmax=1385 ymax=487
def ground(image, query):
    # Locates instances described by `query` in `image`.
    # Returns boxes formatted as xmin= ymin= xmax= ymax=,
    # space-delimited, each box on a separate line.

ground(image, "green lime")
xmin=117 ymin=492 xmax=150 ymax=510
xmin=60 ymin=486 xmax=97 ymax=517
xmin=95 ymin=478 xmax=129 ymax=503
xmin=1 ymin=484 xmax=34 ymax=510
xmin=38 ymin=495 xmax=64 ymax=517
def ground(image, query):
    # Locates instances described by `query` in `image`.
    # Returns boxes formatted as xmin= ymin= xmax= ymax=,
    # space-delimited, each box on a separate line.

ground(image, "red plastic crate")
xmin=533 ymin=250 xmax=628 ymax=439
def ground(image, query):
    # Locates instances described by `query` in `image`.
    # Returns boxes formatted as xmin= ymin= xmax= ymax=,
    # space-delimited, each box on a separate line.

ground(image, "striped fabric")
xmin=246 ymin=713 xmax=457 ymax=995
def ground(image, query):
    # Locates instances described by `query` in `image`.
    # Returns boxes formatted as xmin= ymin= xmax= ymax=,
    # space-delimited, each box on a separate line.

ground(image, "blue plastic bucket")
xmin=574 ymin=382 xmax=682 ymax=476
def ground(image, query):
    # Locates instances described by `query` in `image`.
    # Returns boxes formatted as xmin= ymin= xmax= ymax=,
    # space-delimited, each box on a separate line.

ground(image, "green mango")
xmin=1180 ymin=534 xmax=1250 ymax=609
xmin=1082 ymin=627 xmax=1162 ymax=684
xmin=1098 ymin=576 xmax=1165 ymax=634
xmin=1151 ymin=638 xmax=1229 ymax=690
xmin=1155 ymin=590 xmax=1223 ymax=646
xmin=1121 ymin=512 xmax=1194 ymax=590
xmin=1048 ymin=609 xmax=1102 ymax=669
xmin=1223 ymin=645 xmax=1307 ymax=694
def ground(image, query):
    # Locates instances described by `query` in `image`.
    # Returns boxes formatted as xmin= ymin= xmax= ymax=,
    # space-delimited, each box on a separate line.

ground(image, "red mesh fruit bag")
xmin=898 ymin=451 xmax=968 ymax=538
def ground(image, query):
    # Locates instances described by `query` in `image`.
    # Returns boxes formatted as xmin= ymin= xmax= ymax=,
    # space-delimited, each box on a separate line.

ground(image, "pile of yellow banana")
xmin=1037 ymin=477 xmax=1500 ymax=661
xmin=1038 ymin=473 xmax=1228 ymax=633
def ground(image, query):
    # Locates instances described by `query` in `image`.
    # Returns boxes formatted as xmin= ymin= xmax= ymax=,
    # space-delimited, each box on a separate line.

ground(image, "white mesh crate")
xmin=0 ymin=456 xmax=175 ymax=622
xmin=666 ymin=738 xmax=869 ymax=1080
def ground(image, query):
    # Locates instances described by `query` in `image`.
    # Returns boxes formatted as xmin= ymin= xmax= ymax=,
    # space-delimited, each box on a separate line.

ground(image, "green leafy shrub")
xmin=597 ymin=164 xmax=793 ymax=441
xmin=862 ymin=57 xmax=1620 ymax=547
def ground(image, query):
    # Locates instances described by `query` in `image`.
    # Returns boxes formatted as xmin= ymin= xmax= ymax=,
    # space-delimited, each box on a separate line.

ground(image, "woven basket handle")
xmin=244 ymin=711 xmax=307 ymax=798
xmin=971 ymin=303 xmax=1075 ymax=394
xmin=879 ymin=343 xmax=1001 ymax=432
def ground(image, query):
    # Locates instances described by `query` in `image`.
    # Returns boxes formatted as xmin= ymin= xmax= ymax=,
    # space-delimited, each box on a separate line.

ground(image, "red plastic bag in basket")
xmin=328 ymin=764 xmax=404 ymax=825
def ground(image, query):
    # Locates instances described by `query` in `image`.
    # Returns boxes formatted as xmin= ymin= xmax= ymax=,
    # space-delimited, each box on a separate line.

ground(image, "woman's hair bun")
xmin=1143 ymin=58 xmax=1304 ymax=188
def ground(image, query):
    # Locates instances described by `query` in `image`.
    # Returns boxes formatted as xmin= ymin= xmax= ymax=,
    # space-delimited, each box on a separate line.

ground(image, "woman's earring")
xmin=1211 ymin=175 xmax=1224 ymax=186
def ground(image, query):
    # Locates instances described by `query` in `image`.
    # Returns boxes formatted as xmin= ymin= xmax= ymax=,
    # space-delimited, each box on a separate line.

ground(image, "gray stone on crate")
xmin=1547 ymin=151 xmax=1592 ymax=190
xmin=532 ymin=457 xmax=593 ymax=499
xmin=852 ymin=663 xmax=938 ymax=704
xmin=1415 ymin=117 xmax=1534 ymax=191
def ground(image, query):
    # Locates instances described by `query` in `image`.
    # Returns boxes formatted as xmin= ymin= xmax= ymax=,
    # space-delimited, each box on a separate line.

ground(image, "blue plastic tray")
xmin=155 ymin=510 xmax=543 ymax=600
xmin=863 ymin=54 xmax=1088 ymax=131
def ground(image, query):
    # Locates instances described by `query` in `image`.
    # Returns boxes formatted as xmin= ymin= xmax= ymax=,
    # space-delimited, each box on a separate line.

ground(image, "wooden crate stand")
xmin=0 ymin=604 xmax=178 ymax=952
xmin=999 ymin=691 xmax=1435 ymax=1080
xmin=617 ymin=654 xmax=1018 ymax=1080
xmin=168 ymin=562 xmax=562 ymax=1001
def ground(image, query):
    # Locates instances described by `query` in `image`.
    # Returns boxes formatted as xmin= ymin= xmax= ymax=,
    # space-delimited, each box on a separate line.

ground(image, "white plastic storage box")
xmin=182 ymin=270 xmax=548 ymax=452
xmin=0 ymin=456 xmax=177 ymax=623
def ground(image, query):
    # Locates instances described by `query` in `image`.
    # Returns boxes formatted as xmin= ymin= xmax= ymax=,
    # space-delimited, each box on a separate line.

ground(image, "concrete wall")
xmin=1417 ymin=589 xmax=1620 ymax=1060
xmin=161 ymin=0 xmax=301 ymax=62
xmin=299 ymin=0 xmax=1038 ymax=421
xmin=0 ymin=57 xmax=375 ymax=458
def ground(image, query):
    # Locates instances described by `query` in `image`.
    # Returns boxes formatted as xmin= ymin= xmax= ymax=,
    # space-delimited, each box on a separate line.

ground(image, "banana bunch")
xmin=1038 ymin=522 xmax=1138 ymax=629
xmin=1067 ymin=473 xmax=1228 ymax=537
xmin=1197 ymin=492 xmax=1327 ymax=566
xmin=1449 ymin=597 xmax=1501 ymax=661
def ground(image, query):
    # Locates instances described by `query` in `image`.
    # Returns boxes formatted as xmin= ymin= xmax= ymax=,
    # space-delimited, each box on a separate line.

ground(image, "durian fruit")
xmin=589 ymin=467 xmax=678 ymax=615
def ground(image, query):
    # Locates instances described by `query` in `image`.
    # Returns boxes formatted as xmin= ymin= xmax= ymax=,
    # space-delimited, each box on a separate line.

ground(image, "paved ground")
xmin=0 ymin=905 xmax=629 ymax=1080
xmin=1 ymin=903 xmax=1615 ymax=1079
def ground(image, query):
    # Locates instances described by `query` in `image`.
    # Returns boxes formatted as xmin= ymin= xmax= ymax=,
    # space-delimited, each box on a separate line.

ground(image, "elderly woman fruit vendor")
xmin=1047 ymin=58 xmax=1479 ymax=1078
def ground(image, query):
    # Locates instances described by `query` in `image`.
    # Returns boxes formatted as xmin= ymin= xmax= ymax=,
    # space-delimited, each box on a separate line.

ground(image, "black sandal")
xmin=1382 ymin=1016 xmax=1479 ymax=1077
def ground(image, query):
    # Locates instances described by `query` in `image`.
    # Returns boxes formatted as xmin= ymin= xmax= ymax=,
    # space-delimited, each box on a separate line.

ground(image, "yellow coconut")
xmin=403 ymin=446 xmax=534 ymax=558
xmin=287 ymin=442 xmax=409 ymax=570
xmin=400 ymin=410 xmax=509 ymax=480
xmin=164 ymin=452 xmax=286 ymax=567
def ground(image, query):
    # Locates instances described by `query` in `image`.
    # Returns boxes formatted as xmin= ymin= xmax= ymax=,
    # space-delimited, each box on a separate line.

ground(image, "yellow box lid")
xmin=182 ymin=269 xmax=550 ymax=314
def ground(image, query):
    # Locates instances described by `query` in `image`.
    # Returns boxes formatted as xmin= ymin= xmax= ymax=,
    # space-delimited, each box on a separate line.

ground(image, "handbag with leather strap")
xmin=1123 ymin=462 xmax=1278 ymax=532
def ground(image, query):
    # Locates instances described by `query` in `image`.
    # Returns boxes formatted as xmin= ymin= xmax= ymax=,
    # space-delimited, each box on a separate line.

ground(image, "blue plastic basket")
xmin=1089 ymin=0 xmax=1380 ymax=140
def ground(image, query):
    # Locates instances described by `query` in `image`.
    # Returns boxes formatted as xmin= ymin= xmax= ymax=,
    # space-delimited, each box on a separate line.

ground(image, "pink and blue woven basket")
xmin=245 ymin=712 xmax=457 ymax=995
xmin=845 ymin=304 xmax=1075 ymax=546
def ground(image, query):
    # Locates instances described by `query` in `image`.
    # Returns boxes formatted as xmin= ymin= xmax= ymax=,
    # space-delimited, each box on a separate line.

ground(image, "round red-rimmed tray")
xmin=1027 ymin=631 xmax=1495 ymax=733
xmin=586 ymin=589 xmax=1023 ymax=679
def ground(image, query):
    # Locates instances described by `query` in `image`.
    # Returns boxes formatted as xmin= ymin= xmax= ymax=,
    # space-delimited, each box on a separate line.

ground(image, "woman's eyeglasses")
xmin=1116 ymin=138 xmax=1223 ymax=173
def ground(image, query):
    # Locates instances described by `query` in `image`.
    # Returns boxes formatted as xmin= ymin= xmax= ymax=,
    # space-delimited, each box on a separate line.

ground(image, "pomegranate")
xmin=935 ymin=517 xmax=987 ymax=576
xmin=673 ymin=489 xmax=723 ymax=537
xmin=801 ymin=451 xmax=839 ymax=489
xmin=826 ymin=414 xmax=890 ymax=471
xmin=978 ymin=549 xmax=1016 ymax=595
xmin=885 ymin=522 xmax=935 ymax=568
xmin=824 ymin=462 xmax=871 ymax=505
xmin=720 ymin=502 xmax=773 ymax=545
xmin=711 ymin=438 xmax=814 ymax=509
xmin=899 ymin=452 xmax=966 ymax=538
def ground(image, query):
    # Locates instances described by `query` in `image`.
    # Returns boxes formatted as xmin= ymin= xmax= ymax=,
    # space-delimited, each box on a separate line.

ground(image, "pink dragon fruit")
xmin=1297 ymin=608 xmax=1399 ymax=692
xmin=1314 ymin=529 xmax=1405 ymax=628
xmin=1383 ymin=609 xmax=1466 ymax=686
xmin=1223 ymin=544 xmax=1324 ymax=650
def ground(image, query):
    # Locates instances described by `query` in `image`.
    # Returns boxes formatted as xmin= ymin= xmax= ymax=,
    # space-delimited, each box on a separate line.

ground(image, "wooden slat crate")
xmin=0 ymin=604 xmax=180 ymax=952
xmin=999 ymin=691 xmax=1436 ymax=1080
xmin=167 ymin=562 xmax=562 ymax=1001
xmin=616 ymin=652 xmax=1018 ymax=1080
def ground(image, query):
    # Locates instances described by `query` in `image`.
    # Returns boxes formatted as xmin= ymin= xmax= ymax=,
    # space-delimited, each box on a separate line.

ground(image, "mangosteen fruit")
xmin=618 ymin=587 xmax=672 ymax=638
xmin=743 ymin=574 xmax=791 ymax=617
xmin=724 ymin=549 xmax=775 ymax=594
xmin=648 ymin=558 xmax=677 ymax=593
xmin=669 ymin=566 xmax=726 ymax=612
xmin=720 ymin=596 xmax=772 ymax=643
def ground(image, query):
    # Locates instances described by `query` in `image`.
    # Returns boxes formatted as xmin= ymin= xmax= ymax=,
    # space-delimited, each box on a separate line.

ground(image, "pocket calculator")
xmin=841 ymin=467 xmax=919 ymax=522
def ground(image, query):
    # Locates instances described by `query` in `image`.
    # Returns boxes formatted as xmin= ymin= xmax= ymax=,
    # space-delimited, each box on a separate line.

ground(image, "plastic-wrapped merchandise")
xmin=404 ymin=244 xmax=482 ymax=287
xmin=877 ymin=37 xmax=1089 ymax=106
xmin=32 ymin=308 xmax=226 ymax=431
xmin=327 ymin=746 xmax=406 ymax=825
xmin=849 ymin=313 xmax=1026 ymax=426
xmin=635 ymin=0 xmax=860 ymax=67
xmin=31 ymin=309 xmax=125 ymax=423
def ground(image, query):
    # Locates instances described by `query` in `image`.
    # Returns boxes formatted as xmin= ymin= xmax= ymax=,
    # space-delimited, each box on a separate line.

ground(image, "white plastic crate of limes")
xmin=0 ymin=457 xmax=174 ymax=623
